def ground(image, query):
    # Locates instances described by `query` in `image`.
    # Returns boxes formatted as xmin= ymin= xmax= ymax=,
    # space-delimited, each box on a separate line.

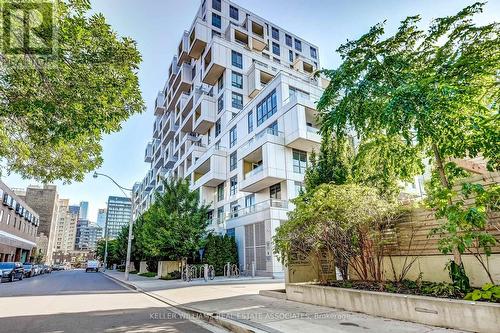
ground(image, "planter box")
xmin=286 ymin=283 xmax=500 ymax=333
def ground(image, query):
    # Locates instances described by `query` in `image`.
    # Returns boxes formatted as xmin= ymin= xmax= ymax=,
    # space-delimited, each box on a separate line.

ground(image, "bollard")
xmin=251 ymin=261 xmax=256 ymax=278
xmin=204 ymin=264 xmax=208 ymax=282
xmin=226 ymin=262 xmax=230 ymax=277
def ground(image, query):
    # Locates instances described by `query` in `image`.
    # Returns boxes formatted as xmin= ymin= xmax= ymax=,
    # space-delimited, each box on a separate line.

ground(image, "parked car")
xmin=43 ymin=265 xmax=52 ymax=274
xmin=32 ymin=264 xmax=41 ymax=276
xmin=52 ymin=264 xmax=63 ymax=271
xmin=0 ymin=262 xmax=24 ymax=282
xmin=22 ymin=263 xmax=34 ymax=278
xmin=85 ymin=260 xmax=100 ymax=273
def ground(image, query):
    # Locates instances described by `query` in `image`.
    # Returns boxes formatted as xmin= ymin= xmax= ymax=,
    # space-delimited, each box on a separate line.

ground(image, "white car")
xmin=85 ymin=260 xmax=100 ymax=273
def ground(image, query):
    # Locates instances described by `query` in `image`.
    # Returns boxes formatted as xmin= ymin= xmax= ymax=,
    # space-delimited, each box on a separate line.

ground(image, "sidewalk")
xmin=104 ymin=270 xmax=465 ymax=333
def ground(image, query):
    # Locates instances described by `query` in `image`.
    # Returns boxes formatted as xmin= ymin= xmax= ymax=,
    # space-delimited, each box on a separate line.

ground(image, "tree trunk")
xmin=432 ymin=144 xmax=463 ymax=266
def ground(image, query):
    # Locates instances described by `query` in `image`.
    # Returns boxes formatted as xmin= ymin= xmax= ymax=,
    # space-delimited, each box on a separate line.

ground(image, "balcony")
xmin=240 ymin=127 xmax=284 ymax=160
xmin=164 ymin=153 xmax=178 ymax=169
xmin=161 ymin=113 xmax=178 ymax=143
xmin=166 ymin=64 xmax=192 ymax=112
xmin=225 ymin=22 xmax=250 ymax=49
xmin=180 ymin=109 xmax=194 ymax=133
xmin=154 ymin=91 xmax=165 ymax=116
xmin=144 ymin=142 xmax=153 ymax=163
xmin=293 ymin=55 xmax=317 ymax=74
xmin=192 ymin=146 xmax=227 ymax=189
xmin=188 ymin=19 xmax=209 ymax=59
xmin=177 ymin=31 xmax=190 ymax=66
xmin=152 ymin=118 xmax=162 ymax=139
xmin=193 ymin=93 xmax=216 ymax=134
xmin=240 ymin=142 xmax=286 ymax=192
xmin=168 ymin=56 xmax=179 ymax=86
xmin=283 ymin=94 xmax=321 ymax=152
xmin=202 ymin=43 xmax=226 ymax=85
xmin=240 ymin=16 xmax=266 ymax=51
xmin=247 ymin=61 xmax=275 ymax=98
xmin=226 ymin=199 xmax=289 ymax=227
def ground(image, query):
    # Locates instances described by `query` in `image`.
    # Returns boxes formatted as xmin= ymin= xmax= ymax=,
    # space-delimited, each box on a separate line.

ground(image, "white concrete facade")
xmin=134 ymin=0 xmax=326 ymax=277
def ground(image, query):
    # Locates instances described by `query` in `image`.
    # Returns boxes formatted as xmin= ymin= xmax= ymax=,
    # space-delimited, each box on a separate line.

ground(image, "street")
xmin=0 ymin=270 xmax=220 ymax=333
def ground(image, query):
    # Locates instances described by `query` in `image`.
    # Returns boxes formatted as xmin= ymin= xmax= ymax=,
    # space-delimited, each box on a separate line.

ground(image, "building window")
xmin=218 ymin=74 xmax=224 ymax=91
xmin=293 ymin=149 xmax=307 ymax=174
xmin=245 ymin=194 xmax=255 ymax=207
xmin=272 ymin=42 xmax=280 ymax=56
xmin=269 ymin=183 xmax=281 ymax=199
xmin=232 ymin=92 xmax=243 ymax=109
xmin=271 ymin=27 xmax=279 ymax=40
xmin=215 ymin=119 xmax=221 ymax=136
xmin=212 ymin=0 xmax=221 ymax=12
xmin=268 ymin=121 xmax=278 ymax=135
xmin=229 ymin=125 xmax=237 ymax=147
xmin=310 ymin=46 xmax=317 ymax=59
xmin=294 ymin=181 xmax=304 ymax=197
xmin=231 ymin=71 xmax=243 ymax=89
xmin=230 ymin=201 xmax=239 ymax=217
xmin=229 ymin=5 xmax=239 ymax=20
xmin=231 ymin=50 xmax=243 ymax=69
xmin=247 ymin=111 xmax=253 ymax=133
xmin=230 ymin=151 xmax=237 ymax=171
xmin=230 ymin=176 xmax=238 ymax=196
xmin=256 ymin=89 xmax=277 ymax=126
xmin=285 ymin=34 xmax=292 ymax=47
xmin=212 ymin=13 xmax=221 ymax=28
xmin=289 ymin=50 xmax=293 ymax=62
xmin=218 ymin=93 xmax=224 ymax=113
xmin=294 ymin=39 xmax=302 ymax=52
xmin=217 ymin=206 xmax=224 ymax=220
xmin=217 ymin=182 xmax=224 ymax=201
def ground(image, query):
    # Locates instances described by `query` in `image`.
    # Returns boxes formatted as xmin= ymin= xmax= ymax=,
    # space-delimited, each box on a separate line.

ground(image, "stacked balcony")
xmin=239 ymin=141 xmax=286 ymax=192
xmin=166 ymin=63 xmax=192 ymax=112
xmin=293 ymin=55 xmax=316 ymax=74
xmin=193 ymin=92 xmax=216 ymax=134
xmin=144 ymin=141 xmax=153 ymax=163
xmin=226 ymin=199 xmax=289 ymax=227
xmin=202 ymin=42 xmax=226 ymax=85
xmin=191 ymin=145 xmax=227 ymax=189
xmin=188 ymin=19 xmax=209 ymax=59
xmin=161 ymin=112 xmax=178 ymax=144
xmin=247 ymin=60 xmax=276 ymax=98
xmin=154 ymin=91 xmax=165 ymax=116
xmin=177 ymin=31 xmax=190 ymax=66
xmin=168 ymin=56 xmax=179 ymax=86
xmin=283 ymin=94 xmax=321 ymax=152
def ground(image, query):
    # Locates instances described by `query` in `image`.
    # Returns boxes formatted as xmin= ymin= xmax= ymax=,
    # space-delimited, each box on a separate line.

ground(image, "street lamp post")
xmin=93 ymin=171 xmax=134 ymax=281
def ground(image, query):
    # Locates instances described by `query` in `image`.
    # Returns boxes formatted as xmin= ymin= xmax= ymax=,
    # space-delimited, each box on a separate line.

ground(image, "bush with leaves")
xmin=464 ymin=283 xmax=500 ymax=303
xmin=204 ymin=234 xmax=238 ymax=275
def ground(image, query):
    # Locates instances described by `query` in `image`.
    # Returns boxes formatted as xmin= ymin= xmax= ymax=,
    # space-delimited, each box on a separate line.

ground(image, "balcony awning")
xmin=0 ymin=230 xmax=36 ymax=250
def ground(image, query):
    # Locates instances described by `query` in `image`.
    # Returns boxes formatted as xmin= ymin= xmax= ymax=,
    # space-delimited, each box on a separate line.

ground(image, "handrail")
xmin=229 ymin=199 xmax=288 ymax=219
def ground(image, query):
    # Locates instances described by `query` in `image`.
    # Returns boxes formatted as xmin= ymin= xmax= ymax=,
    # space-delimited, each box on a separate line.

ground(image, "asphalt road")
xmin=0 ymin=269 xmax=219 ymax=333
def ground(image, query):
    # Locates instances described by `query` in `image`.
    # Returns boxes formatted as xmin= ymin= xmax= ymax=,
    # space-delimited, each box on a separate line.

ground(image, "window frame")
xmin=229 ymin=5 xmax=239 ymax=20
xmin=212 ymin=13 xmax=222 ymax=29
xmin=231 ymin=92 xmax=243 ymax=110
xmin=231 ymin=50 xmax=243 ymax=69
xmin=294 ymin=38 xmax=302 ymax=52
xmin=292 ymin=149 xmax=307 ymax=174
xmin=231 ymin=71 xmax=243 ymax=89
xmin=229 ymin=125 xmax=237 ymax=148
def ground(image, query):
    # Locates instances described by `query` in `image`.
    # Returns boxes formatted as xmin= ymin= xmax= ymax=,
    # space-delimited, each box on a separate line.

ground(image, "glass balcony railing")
xmin=244 ymin=164 xmax=263 ymax=179
xmin=229 ymin=199 xmax=288 ymax=219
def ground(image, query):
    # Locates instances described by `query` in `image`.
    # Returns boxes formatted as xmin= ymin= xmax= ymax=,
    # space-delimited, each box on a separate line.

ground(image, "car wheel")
xmin=19 ymin=274 xmax=23 ymax=281
xmin=10 ymin=274 xmax=15 ymax=282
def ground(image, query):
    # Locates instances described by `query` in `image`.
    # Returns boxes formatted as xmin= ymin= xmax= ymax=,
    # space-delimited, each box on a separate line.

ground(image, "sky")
xmin=3 ymin=0 xmax=499 ymax=222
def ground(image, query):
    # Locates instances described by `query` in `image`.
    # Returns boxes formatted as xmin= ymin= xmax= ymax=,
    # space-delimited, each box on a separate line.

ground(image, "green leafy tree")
xmin=317 ymin=3 xmax=499 ymax=272
xmin=274 ymin=183 xmax=400 ymax=281
xmin=0 ymin=0 xmax=143 ymax=182
xmin=204 ymin=234 xmax=238 ymax=275
xmin=135 ymin=178 xmax=210 ymax=261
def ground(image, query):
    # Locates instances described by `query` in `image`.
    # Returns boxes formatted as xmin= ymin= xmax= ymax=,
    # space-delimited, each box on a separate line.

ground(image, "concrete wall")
xmin=158 ymin=260 xmax=181 ymax=277
xmin=286 ymin=283 xmax=500 ymax=333
xmin=139 ymin=261 xmax=148 ymax=274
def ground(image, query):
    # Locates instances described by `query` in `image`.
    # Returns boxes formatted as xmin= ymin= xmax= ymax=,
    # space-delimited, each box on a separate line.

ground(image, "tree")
xmin=274 ymin=183 xmax=400 ymax=281
xmin=317 ymin=3 xmax=499 ymax=273
xmin=204 ymin=234 xmax=238 ymax=275
xmin=0 ymin=0 xmax=143 ymax=182
xmin=135 ymin=178 xmax=210 ymax=261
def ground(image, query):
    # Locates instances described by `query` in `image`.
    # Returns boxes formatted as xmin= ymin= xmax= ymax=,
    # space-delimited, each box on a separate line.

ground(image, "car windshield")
xmin=0 ymin=263 xmax=15 ymax=269
xmin=23 ymin=264 xmax=32 ymax=268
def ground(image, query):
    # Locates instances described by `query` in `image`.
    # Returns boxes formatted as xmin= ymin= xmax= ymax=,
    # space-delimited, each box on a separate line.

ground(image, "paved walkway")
xmin=104 ymin=270 xmax=465 ymax=333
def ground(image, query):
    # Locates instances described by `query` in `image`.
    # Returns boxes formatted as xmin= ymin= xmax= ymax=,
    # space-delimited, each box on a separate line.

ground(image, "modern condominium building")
xmin=133 ymin=0 xmax=328 ymax=277
xmin=53 ymin=199 xmax=78 ymax=254
xmin=106 ymin=196 xmax=132 ymax=239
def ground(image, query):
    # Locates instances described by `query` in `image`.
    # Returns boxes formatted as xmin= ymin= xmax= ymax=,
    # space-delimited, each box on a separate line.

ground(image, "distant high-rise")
xmin=79 ymin=201 xmax=89 ymax=220
xmin=106 ymin=196 xmax=132 ymax=239
xmin=53 ymin=199 xmax=78 ymax=254
xmin=96 ymin=208 xmax=107 ymax=237
xmin=69 ymin=205 xmax=80 ymax=216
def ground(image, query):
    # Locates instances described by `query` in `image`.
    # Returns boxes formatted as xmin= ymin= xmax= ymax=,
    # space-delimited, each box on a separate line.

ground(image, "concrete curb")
xmin=259 ymin=289 xmax=287 ymax=300
xmin=103 ymin=272 xmax=264 ymax=333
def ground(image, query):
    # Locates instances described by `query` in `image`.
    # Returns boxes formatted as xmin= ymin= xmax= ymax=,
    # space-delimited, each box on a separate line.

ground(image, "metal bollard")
xmin=204 ymin=264 xmax=208 ymax=282
xmin=251 ymin=261 xmax=256 ymax=278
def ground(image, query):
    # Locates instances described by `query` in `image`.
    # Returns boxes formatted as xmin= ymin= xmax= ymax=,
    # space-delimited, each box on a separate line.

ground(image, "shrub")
xmin=138 ymin=271 xmax=157 ymax=278
xmin=204 ymin=234 xmax=238 ymax=275
xmin=464 ymin=283 xmax=500 ymax=302
xmin=160 ymin=270 xmax=181 ymax=280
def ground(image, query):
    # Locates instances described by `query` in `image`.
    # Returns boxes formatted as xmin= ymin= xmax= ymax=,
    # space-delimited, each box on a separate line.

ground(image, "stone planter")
xmin=286 ymin=283 xmax=500 ymax=333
